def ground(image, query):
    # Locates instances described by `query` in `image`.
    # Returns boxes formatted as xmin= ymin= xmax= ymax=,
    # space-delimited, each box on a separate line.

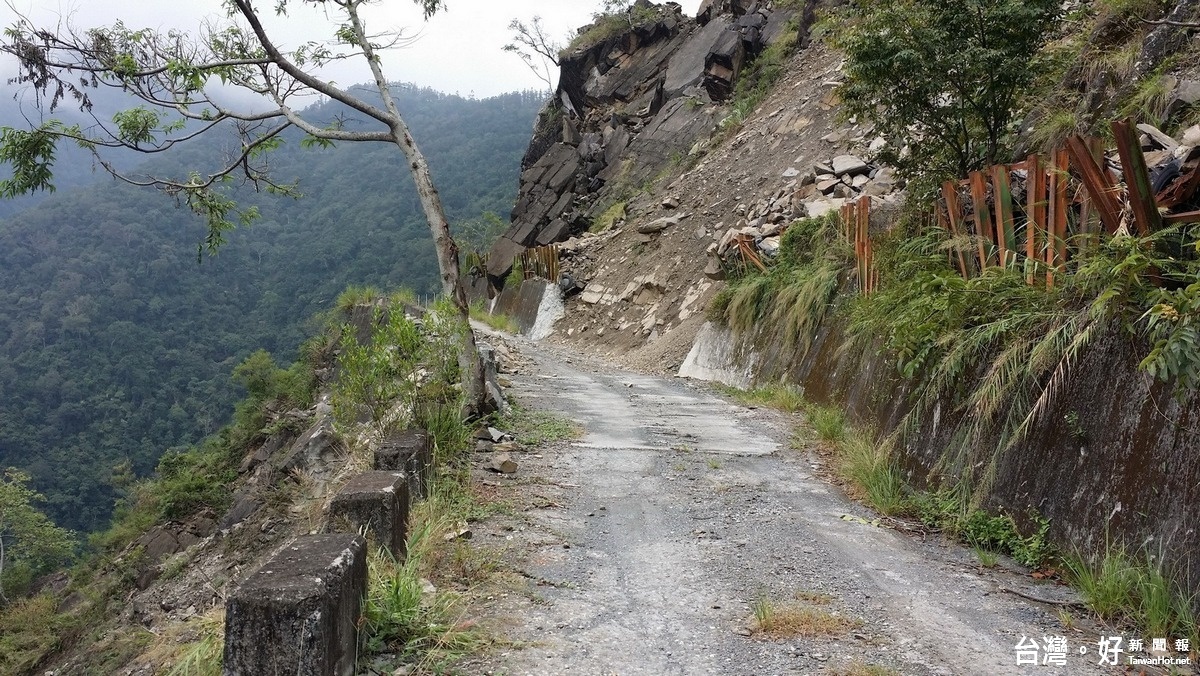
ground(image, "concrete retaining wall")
xmin=683 ymin=318 xmax=1200 ymax=588
xmin=489 ymin=278 xmax=563 ymax=339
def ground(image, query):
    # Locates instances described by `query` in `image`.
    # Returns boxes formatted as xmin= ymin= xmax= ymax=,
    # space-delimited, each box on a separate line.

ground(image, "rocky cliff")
xmin=484 ymin=0 xmax=817 ymax=285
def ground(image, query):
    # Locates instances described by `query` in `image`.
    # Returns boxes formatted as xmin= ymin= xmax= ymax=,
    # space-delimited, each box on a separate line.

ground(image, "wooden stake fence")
xmin=841 ymin=196 xmax=877 ymax=295
xmin=929 ymin=118 xmax=1196 ymax=290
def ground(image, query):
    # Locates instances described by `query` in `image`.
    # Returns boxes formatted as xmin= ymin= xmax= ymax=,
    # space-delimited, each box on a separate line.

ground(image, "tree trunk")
xmin=389 ymin=127 xmax=488 ymax=416
xmin=338 ymin=1 xmax=489 ymax=417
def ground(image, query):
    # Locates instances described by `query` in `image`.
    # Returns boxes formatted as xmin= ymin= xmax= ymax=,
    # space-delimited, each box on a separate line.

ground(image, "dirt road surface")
xmin=465 ymin=336 xmax=1121 ymax=676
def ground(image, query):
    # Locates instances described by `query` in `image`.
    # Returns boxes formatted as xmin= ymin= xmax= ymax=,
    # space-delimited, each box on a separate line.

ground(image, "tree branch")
xmin=1139 ymin=16 xmax=1200 ymax=28
xmin=230 ymin=0 xmax=393 ymax=127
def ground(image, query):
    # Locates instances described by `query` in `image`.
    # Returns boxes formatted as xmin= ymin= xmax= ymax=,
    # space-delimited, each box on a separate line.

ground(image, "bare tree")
xmin=0 ymin=0 xmax=489 ymax=414
xmin=503 ymin=16 xmax=561 ymax=94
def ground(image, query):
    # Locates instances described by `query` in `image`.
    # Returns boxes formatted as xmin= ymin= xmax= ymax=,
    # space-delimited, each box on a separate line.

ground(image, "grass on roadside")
xmin=721 ymin=383 xmax=807 ymax=413
xmin=831 ymin=663 xmax=901 ymax=676
xmin=469 ymin=301 xmax=519 ymax=334
xmin=750 ymin=595 xmax=861 ymax=639
xmin=1064 ymin=544 xmax=1199 ymax=649
xmin=496 ymin=403 xmax=581 ymax=447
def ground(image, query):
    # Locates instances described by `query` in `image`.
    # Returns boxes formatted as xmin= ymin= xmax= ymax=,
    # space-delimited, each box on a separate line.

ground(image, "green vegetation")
xmin=0 ymin=87 xmax=544 ymax=533
xmin=565 ymin=1 xmax=661 ymax=53
xmin=0 ymin=288 xmax=511 ymax=672
xmin=833 ymin=664 xmax=901 ymax=676
xmin=832 ymin=0 xmax=1061 ymax=190
xmin=708 ymin=214 xmax=848 ymax=358
xmin=750 ymin=593 xmax=861 ymax=638
xmin=1065 ymin=544 xmax=1198 ymax=648
xmin=1027 ymin=1 xmax=1187 ymax=149
xmin=497 ymin=403 xmax=581 ymax=447
xmin=0 ymin=470 xmax=76 ymax=602
xmin=469 ymin=301 xmax=519 ymax=334
xmin=358 ymin=529 xmax=485 ymax=667
xmin=590 ymin=200 xmax=627 ymax=233
xmin=332 ymin=303 xmax=426 ymax=430
xmin=720 ymin=383 xmax=806 ymax=413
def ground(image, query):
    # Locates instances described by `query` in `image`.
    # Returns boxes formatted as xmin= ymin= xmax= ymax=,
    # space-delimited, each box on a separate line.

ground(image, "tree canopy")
xmin=0 ymin=86 xmax=542 ymax=532
xmin=0 ymin=469 xmax=75 ymax=603
xmin=833 ymin=0 xmax=1061 ymax=184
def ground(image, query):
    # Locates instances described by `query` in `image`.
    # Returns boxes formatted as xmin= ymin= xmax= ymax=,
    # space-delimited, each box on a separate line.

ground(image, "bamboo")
xmin=1065 ymin=136 xmax=1122 ymax=234
xmin=1112 ymin=118 xmax=1163 ymax=236
xmin=1047 ymin=149 xmax=1069 ymax=288
xmin=969 ymin=171 xmax=995 ymax=268
xmin=942 ymin=181 xmax=971 ymax=278
xmin=991 ymin=164 xmax=1016 ymax=267
xmin=1025 ymin=154 xmax=1044 ymax=285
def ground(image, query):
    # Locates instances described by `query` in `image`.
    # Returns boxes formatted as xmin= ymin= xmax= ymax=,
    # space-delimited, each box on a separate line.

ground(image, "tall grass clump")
xmin=709 ymin=214 xmax=851 ymax=358
xmin=1065 ymin=543 xmax=1199 ymax=645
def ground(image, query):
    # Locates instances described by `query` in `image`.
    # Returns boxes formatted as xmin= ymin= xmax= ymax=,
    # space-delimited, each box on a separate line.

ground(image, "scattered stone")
xmin=816 ymin=179 xmax=840 ymax=195
xmin=761 ymin=221 xmax=788 ymax=237
xmin=637 ymin=216 xmax=680 ymax=234
xmin=490 ymin=453 xmax=518 ymax=474
xmin=1138 ymin=123 xmax=1179 ymax=152
xmin=662 ymin=195 xmax=680 ymax=209
xmin=781 ymin=167 xmax=800 ymax=178
xmin=487 ymin=427 xmax=507 ymax=443
xmin=444 ymin=525 xmax=472 ymax=541
xmin=804 ymin=197 xmax=846 ymax=220
xmin=832 ymin=154 xmax=871 ymax=177
xmin=813 ymin=161 xmax=834 ymax=175
xmin=758 ymin=236 xmax=782 ymax=255
xmin=704 ymin=257 xmax=726 ymax=280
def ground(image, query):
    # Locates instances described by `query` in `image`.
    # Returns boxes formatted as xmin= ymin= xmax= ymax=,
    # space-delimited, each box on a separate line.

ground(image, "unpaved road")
xmin=467 ymin=336 xmax=1121 ymax=676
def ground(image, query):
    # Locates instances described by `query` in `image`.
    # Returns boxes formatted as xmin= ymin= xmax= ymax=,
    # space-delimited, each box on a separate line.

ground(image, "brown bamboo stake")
xmin=969 ymin=171 xmax=995 ymax=269
xmin=1047 ymin=149 xmax=1069 ymax=289
xmin=1025 ymin=154 xmax=1044 ymax=285
xmin=941 ymin=181 xmax=971 ymax=278
xmin=991 ymin=164 xmax=1015 ymax=267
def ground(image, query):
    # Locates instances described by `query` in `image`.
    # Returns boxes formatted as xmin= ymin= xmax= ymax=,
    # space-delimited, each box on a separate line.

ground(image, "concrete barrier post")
xmin=328 ymin=471 xmax=410 ymax=557
xmin=374 ymin=429 xmax=432 ymax=500
xmin=223 ymin=534 xmax=367 ymax=676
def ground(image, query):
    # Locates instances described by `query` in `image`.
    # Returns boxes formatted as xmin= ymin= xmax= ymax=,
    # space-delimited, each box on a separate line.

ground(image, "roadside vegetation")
xmin=751 ymin=591 xmax=861 ymax=639
xmin=709 ymin=216 xmax=1198 ymax=649
xmin=729 ymin=378 xmax=1198 ymax=650
xmin=469 ymin=300 xmax=520 ymax=334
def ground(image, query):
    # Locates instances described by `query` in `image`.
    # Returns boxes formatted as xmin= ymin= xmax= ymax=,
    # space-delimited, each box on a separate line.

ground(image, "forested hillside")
xmin=0 ymin=85 xmax=544 ymax=531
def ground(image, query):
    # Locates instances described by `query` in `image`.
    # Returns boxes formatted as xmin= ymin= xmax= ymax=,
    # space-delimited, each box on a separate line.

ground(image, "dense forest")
xmin=0 ymin=85 xmax=544 ymax=532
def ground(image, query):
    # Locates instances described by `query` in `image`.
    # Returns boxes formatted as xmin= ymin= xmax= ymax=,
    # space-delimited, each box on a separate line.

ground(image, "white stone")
xmin=832 ymin=154 xmax=870 ymax=177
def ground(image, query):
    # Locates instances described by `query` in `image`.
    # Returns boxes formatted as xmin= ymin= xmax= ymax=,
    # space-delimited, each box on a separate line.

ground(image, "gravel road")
xmin=465 ymin=336 xmax=1124 ymax=676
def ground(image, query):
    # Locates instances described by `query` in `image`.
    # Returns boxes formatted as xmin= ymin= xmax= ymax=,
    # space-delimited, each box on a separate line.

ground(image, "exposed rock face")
xmin=487 ymin=1 xmax=799 ymax=284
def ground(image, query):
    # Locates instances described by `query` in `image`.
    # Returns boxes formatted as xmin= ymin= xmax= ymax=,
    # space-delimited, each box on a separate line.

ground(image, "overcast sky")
xmin=0 ymin=0 xmax=705 ymax=99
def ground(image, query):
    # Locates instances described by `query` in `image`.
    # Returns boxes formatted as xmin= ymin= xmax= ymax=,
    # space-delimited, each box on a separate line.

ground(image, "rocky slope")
xmin=486 ymin=0 xmax=899 ymax=374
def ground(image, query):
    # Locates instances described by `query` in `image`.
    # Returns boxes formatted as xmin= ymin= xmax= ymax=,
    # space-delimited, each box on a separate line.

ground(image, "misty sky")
xmin=0 ymin=0 xmax=705 ymax=99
